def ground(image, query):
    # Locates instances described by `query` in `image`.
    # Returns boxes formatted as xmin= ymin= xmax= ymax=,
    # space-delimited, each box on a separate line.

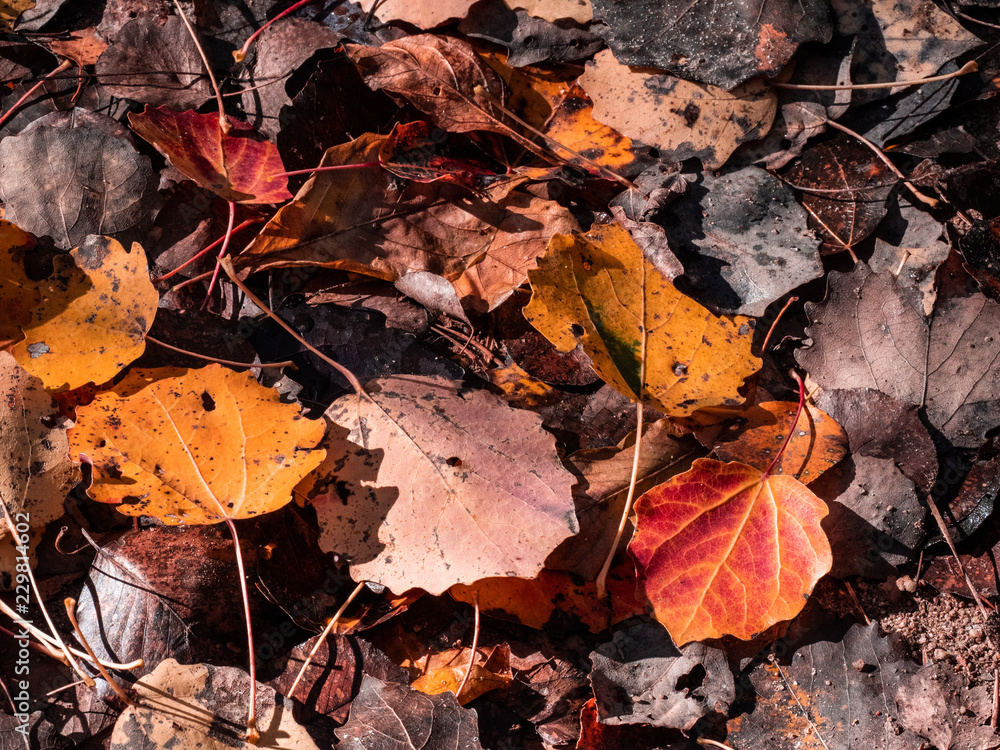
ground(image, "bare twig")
xmin=145 ymin=335 xmax=295 ymax=370
xmin=455 ymin=593 xmax=480 ymax=701
xmin=171 ymin=0 xmax=229 ymax=133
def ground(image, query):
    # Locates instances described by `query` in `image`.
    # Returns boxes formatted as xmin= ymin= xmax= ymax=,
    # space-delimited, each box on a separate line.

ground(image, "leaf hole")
xmin=446 ymin=456 xmax=462 ymax=467
xmin=201 ymin=391 xmax=216 ymax=411
xmin=672 ymin=362 xmax=688 ymax=376
xmin=675 ymin=664 xmax=706 ymax=692
xmin=570 ymin=323 xmax=585 ymax=337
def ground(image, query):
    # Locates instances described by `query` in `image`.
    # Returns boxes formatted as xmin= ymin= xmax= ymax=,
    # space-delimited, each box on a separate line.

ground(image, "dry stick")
xmin=223 ymin=518 xmax=260 ymax=743
xmin=0 ymin=493 xmax=88 ymax=683
xmin=455 ymin=593 xmax=480 ymax=701
xmin=993 ymin=670 xmax=999 ymax=728
xmin=595 ymin=273 xmax=647 ymax=598
xmin=233 ymin=0 xmax=318 ymax=62
xmin=0 ymin=58 xmax=73 ymax=130
xmin=154 ymin=217 xmax=264 ymax=283
xmin=269 ymin=162 xmax=381 ymax=179
xmin=201 ymin=200 xmax=237 ymax=309
xmin=696 ymin=740 xmax=737 ymax=750
xmin=145 ymin=334 xmax=296 ymax=369
xmin=429 ymin=323 xmax=504 ymax=367
xmin=287 ymin=580 xmax=367 ymax=701
xmin=772 ymin=60 xmax=978 ymax=90
xmin=820 ymin=116 xmax=939 ymax=208
xmin=925 ymin=496 xmax=998 ymax=650
xmin=64 ymin=598 xmax=134 ymax=706
xmin=0 ymin=614 xmax=144 ymax=670
xmin=758 ymin=296 xmax=798 ymax=355
xmin=219 ymin=256 xmax=371 ymax=400
xmin=172 ymin=0 xmax=229 ymax=132
xmin=473 ymin=84 xmax=640 ymax=193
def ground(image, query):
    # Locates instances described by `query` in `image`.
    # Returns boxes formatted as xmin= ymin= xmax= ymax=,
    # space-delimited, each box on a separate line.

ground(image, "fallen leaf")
xmin=239 ymin=133 xmax=577 ymax=312
xmin=727 ymin=621 xmax=926 ymax=749
xmin=0 ymin=0 xmax=31 ymax=30
xmin=629 ymin=458 xmax=832 ymax=644
xmin=524 ymin=222 xmax=761 ymax=416
xmin=707 ymin=401 xmax=848 ymax=484
xmin=95 ymin=17 xmax=214 ymax=109
xmin=870 ymin=201 xmax=950 ymax=315
xmin=591 ymin=0 xmax=832 ymax=88
xmin=109 ymin=659 xmax=324 ymax=749
xmin=346 ymin=34 xmax=517 ymax=138
xmin=129 ymin=106 xmax=292 ymax=204
xmin=783 ymin=137 xmax=898 ymax=255
xmin=796 ymin=263 xmax=1000 ymax=448
xmin=655 ymin=166 xmax=823 ymax=315
xmin=69 ymin=364 xmax=326 ymax=524
xmin=897 ymin=662 xmax=1000 ymax=750
xmin=308 ymin=376 xmax=577 ymax=595
xmin=0 ymin=125 xmax=159 ymax=248
xmin=503 ymin=0 xmax=592 ymax=23
xmin=577 ymin=697 xmax=689 ymax=750
xmin=461 ymin=7 xmax=603 ymax=68
xmin=10 ymin=237 xmax=158 ymax=392
xmin=0 ymin=219 xmax=38 ymax=349
xmin=580 ymin=50 xmax=776 ymax=171
xmin=337 ymin=674 xmax=484 ymax=750
xmin=379 ymin=120 xmax=497 ymax=190
xmin=408 ymin=644 xmax=513 ymax=704
xmin=590 ymin=619 xmax=734 ymax=730
xmin=0 ymin=352 xmax=79 ymax=538
xmin=355 ymin=0 xmax=476 ymax=29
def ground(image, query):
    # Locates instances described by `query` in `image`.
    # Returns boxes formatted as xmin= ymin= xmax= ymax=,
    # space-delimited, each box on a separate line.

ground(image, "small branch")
xmin=455 ymin=593 xmax=480 ymax=702
xmin=224 ymin=518 xmax=259 ymax=743
xmin=0 ymin=59 xmax=73 ymax=131
xmin=234 ymin=0 xmax=319 ymax=62
xmin=772 ymin=60 xmax=977 ymax=90
xmin=64 ymin=598 xmax=134 ymax=706
xmin=758 ymin=296 xmax=798 ymax=355
xmin=287 ymin=580 xmax=366 ymax=701
xmin=145 ymin=334 xmax=295 ymax=370
xmin=172 ymin=0 xmax=230 ymax=133
xmin=202 ymin=200 xmax=237 ymax=309
xmin=218 ymin=256 xmax=371 ymax=401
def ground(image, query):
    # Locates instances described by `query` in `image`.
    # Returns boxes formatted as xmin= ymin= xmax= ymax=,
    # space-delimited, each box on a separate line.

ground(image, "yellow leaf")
xmin=69 ymin=365 xmax=326 ymax=525
xmin=524 ymin=222 xmax=760 ymax=416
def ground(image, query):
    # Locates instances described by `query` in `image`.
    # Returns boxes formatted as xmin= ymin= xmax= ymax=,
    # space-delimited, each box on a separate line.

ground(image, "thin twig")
xmin=64 ymin=598 xmax=134 ymax=705
xmin=172 ymin=0 xmax=229 ymax=133
xmin=233 ymin=0 xmax=320 ymax=62
xmin=287 ymin=580 xmax=366 ymax=701
xmin=145 ymin=335 xmax=295 ymax=370
xmin=154 ymin=217 xmax=264 ymax=283
xmin=455 ymin=593 xmax=480 ymax=702
xmin=219 ymin=256 xmax=371 ymax=400
xmin=759 ymin=296 xmax=798 ymax=354
xmin=772 ymin=60 xmax=977 ymax=90
xmin=224 ymin=518 xmax=259 ymax=742
xmin=0 ymin=59 xmax=73 ymax=130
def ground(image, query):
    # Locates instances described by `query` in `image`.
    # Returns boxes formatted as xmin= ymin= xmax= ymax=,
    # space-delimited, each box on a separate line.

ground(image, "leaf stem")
xmin=172 ymin=0 xmax=230 ymax=133
xmin=0 ymin=59 xmax=73 ymax=131
xmin=269 ymin=162 xmax=382 ymax=179
xmin=758 ymin=296 xmax=798 ymax=355
xmin=144 ymin=334 xmax=296 ymax=369
xmin=772 ymin=60 xmax=977 ymax=90
xmin=761 ymin=370 xmax=806 ymax=480
xmin=455 ymin=593 xmax=480 ymax=702
xmin=224 ymin=518 xmax=259 ymax=743
xmin=63 ymin=598 xmax=135 ymax=706
xmin=218 ymin=256 xmax=372 ymax=401
xmin=154 ymin=216 xmax=264 ymax=283
xmin=201 ymin=200 xmax=237 ymax=310
xmin=233 ymin=0 xmax=319 ymax=62
xmin=287 ymin=579 xmax=366 ymax=700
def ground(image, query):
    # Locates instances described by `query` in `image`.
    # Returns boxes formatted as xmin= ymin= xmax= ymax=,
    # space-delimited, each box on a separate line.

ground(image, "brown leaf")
xmin=356 ymin=0 xmax=477 ymax=29
xmin=307 ymin=376 xmax=577 ymax=595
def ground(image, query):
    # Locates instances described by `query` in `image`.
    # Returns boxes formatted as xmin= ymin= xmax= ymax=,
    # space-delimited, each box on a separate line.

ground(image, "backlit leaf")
xmin=69 ymin=365 xmax=326 ymax=525
xmin=10 ymin=237 xmax=157 ymax=392
xmin=0 ymin=219 xmax=37 ymax=350
xmin=629 ymin=458 xmax=832 ymax=645
xmin=524 ymin=222 xmax=760 ymax=416
xmin=129 ymin=106 xmax=292 ymax=204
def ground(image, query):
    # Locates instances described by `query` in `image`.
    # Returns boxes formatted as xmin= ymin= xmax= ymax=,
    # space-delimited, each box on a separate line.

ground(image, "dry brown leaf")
xmin=580 ymin=49 xmax=776 ymax=170
xmin=306 ymin=376 xmax=577 ymax=595
xmin=356 ymin=0 xmax=476 ymax=29
xmin=503 ymin=0 xmax=593 ymax=23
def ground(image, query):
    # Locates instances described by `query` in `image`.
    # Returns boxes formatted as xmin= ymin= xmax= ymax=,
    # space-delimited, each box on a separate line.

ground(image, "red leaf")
xmin=629 ymin=458 xmax=832 ymax=645
xmin=129 ymin=106 xmax=292 ymax=204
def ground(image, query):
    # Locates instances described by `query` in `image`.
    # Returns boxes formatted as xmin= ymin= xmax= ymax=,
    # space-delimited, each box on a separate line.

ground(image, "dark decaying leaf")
xmin=870 ymin=201 xmax=950 ymax=316
xmin=782 ymin=137 xmax=898 ymax=255
xmin=0 ymin=125 xmax=158 ymax=249
xmin=336 ymin=674 xmax=484 ymax=750
xmin=797 ymin=263 xmax=1000 ymax=448
xmin=589 ymin=620 xmax=734 ymax=730
xmin=727 ymin=621 xmax=925 ymax=749
xmin=459 ymin=6 xmax=604 ymax=67
xmin=655 ymin=166 xmax=823 ymax=316
xmin=591 ymin=0 xmax=833 ymax=89
xmin=896 ymin=662 xmax=1000 ymax=749
xmin=95 ymin=17 xmax=213 ymax=110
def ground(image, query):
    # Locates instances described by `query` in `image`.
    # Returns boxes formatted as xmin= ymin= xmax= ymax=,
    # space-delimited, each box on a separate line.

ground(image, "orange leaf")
xmin=128 ymin=106 xmax=292 ymax=204
xmin=409 ymin=645 xmax=513 ymax=704
xmin=629 ymin=458 xmax=831 ymax=645
xmin=0 ymin=219 xmax=38 ymax=350
xmin=708 ymin=401 xmax=848 ymax=483
xmin=10 ymin=236 xmax=157 ymax=392
xmin=69 ymin=365 xmax=326 ymax=524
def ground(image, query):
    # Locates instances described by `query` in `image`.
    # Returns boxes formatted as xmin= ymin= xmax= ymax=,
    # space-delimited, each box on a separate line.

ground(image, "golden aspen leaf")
xmin=0 ymin=353 xmax=79 ymax=540
xmin=580 ymin=49 xmax=776 ymax=171
xmin=0 ymin=0 xmax=32 ymax=31
xmin=0 ymin=219 xmax=38 ymax=350
xmin=10 ymin=236 xmax=157 ymax=392
xmin=407 ymin=645 xmax=513 ymax=705
xmin=69 ymin=365 xmax=326 ymax=525
xmin=630 ymin=458 xmax=832 ymax=645
xmin=524 ymin=222 xmax=760 ymax=416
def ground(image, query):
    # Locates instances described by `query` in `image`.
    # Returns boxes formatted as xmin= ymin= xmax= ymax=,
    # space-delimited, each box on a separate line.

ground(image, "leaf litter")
xmin=2 ymin=0 xmax=1000 ymax=748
